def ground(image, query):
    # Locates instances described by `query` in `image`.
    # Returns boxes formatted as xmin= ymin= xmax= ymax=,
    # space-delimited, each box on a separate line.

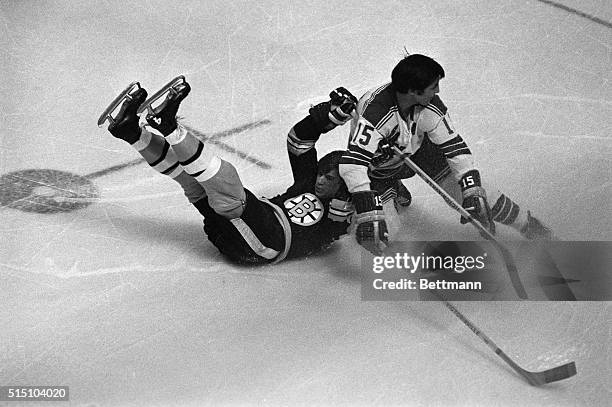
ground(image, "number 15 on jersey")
xmin=350 ymin=121 xmax=375 ymax=147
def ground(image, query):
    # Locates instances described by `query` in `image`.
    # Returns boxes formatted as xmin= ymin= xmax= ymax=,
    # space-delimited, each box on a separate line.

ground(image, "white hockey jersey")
xmin=339 ymin=83 xmax=476 ymax=192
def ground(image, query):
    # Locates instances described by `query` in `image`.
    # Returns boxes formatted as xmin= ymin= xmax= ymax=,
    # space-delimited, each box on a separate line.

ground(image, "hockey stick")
xmin=392 ymin=147 xmax=528 ymax=299
xmin=429 ymin=289 xmax=577 ymax=385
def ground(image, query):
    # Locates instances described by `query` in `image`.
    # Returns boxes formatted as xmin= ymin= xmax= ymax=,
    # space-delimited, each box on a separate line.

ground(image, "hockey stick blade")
xmin=137 ymin=75 xmax=186 ymax=116
xmin=97 ymin=82 xmax=141 ymax=127
xmin=431 ymin=290 xmax=577 ymax=386
xmin=522 ymin=361 xmax=577 ymax=386
xmin=392 ymin=146 xmax=527 ymax=298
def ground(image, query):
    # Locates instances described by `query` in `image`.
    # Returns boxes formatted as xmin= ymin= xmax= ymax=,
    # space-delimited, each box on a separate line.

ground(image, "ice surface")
xmin=1 ymin=0 xmax=611 ymax=405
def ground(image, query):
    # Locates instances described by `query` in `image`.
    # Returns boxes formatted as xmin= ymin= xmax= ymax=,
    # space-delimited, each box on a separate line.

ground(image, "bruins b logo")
xmin=283 ymin=193 xmax=324 ymax=226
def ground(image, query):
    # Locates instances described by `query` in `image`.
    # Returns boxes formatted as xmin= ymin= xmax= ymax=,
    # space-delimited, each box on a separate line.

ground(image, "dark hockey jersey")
xmin=197 ymin=114 xmax=353 ymax=264
xmin=269 ymin=146 xmax=352 ymax=260
xmin=196 ymin=110 xmax=355 ymax=264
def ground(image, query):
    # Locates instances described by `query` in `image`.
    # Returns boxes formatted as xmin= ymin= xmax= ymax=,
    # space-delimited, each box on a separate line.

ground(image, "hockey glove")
xmin=309 ymin=87 xmax=358 ymax=133
xmin=459 ymin=170 xmax=495 ymax=234
xmin=352 ymin=190 xmax=389 ymax=255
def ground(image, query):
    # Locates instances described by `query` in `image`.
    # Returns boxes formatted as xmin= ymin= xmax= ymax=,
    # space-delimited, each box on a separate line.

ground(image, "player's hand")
xmin=309 ymin=87 xmax=358 ymax=133
xmin=459 ymin=170 xmax=495 ymax=234
xmin=328 ymin=87 xmax=358 ymax=126
xmin=352 ymin=190 xmax=389 ymax=255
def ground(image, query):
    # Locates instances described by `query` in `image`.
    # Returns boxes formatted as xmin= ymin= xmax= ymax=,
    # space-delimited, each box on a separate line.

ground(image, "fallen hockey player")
xmin=99 ymin=77 xmax=382 ymax=263
xmin=339 ymin=54 xmax=555 ymax=254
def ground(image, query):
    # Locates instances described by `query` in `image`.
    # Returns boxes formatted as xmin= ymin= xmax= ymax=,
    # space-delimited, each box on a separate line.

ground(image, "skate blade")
xmin=97 ymin=82 xmax=141 ymax=127
xmin=136 ymin=75 xmax=186 ymax=117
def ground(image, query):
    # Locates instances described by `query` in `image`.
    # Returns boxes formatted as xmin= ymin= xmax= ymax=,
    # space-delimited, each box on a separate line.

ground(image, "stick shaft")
xmin=430 ymin=290 xmax=577 ymax=386
xmin=429 ymin=290 xmax=531 ymax=381
xmin=393 ymin=148 xmax=527 ymax=299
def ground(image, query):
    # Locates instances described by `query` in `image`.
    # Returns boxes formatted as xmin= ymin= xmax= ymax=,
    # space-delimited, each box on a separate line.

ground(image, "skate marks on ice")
xmin=0 ymin=120 xmax=272 ymax=214
xmin=180 ymin=121 xmax=273 ymax=170
xmin=535 ymin=0 xmax=612 ymax=28
xmin=0 ymin=169 xmax=100 ymax=214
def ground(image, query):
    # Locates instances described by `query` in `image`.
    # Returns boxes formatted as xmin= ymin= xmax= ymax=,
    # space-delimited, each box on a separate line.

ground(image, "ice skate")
xmin=394 ymin=180 xmax=412 ymax=209
xmin=100 ymin=83 xmax=148 ymax=143
xmin=97 ymin=81 xmax=144 ymax=127
xmin=521 ymin=211 xmax=556 ymax=240
xmin=138 ymin=75 xmax=191 ymax=136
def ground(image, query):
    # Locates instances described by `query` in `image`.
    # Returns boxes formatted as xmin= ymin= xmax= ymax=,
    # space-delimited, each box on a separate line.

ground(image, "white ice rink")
xmin=1 ymin=0 xmax=611 ymax=405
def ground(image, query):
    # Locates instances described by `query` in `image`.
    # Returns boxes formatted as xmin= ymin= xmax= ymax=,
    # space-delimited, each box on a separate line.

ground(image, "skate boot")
xmin=394 ymin=180 xmax=412 ymax=210
xmin=138 ymin=75 xmax=191 ymax=136
xmin=520 ymin=211 xmax=556 ymax=240
xmin=98 ymin=82 xmax=148 ymax=143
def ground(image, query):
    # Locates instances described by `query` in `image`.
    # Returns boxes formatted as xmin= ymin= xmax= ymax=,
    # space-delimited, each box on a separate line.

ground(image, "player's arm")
xmin=339 ymin=118 xmax=389 ymax=254
xmin=285 ymin=87 xmax=357 ymax=195
xmin=338 ymin=117 xmax=384 ymax=193
xmin=424 ymin=105 xmax=494 ymax=232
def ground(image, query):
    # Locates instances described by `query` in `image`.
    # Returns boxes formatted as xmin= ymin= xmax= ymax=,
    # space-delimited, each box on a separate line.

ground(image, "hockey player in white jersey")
xmin=339 ymin=54 xmax=554 ymax=254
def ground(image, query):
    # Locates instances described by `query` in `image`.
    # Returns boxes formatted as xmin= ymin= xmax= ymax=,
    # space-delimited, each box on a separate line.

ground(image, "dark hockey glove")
xmin=309 ymin=87 xmax=357 ymax=133
xmin=459 ymin=170 xmax=495 ymax=234
xmin=352 ymin=190 xmax=389 ymax=255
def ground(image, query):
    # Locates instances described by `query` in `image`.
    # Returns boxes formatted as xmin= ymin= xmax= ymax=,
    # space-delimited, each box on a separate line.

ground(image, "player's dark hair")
xmin=317 ymin=150 xmax=349 ymax=198
xmin=317 ymin=150 xmax=343 ymax=175
xmin=391 ymin=54 xmax=445 ymax=93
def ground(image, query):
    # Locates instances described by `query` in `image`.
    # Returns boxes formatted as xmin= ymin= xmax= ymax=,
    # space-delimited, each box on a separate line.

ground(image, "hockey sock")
xmin=132 ymin=127 xmax=183 ymax=178
xmin=490 ymin=193 xmax=527 ymax=231
xmin=130 ymin=126 xmax=206 ymax=202
xmin=164 ymin=123 xmax=222 ymax=184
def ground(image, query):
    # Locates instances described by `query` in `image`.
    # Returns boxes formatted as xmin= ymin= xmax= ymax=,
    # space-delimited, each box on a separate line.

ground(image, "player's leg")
xmin=133 ymin=126 xmax=206 ymax=203
xmin=395 ymin=180 xmax=412 ymax=208
xmin=437 ymin=175 xmax=554 ymax=239
xmin=144 ymin=78 xmax=286 ymax=262
xmin=102 ymin=83 xmax=206 ymax=203
xmin=485 ymin=189 xmax=555 ymax=240
xmin=141 ymin=79 xmax=246 ymax=219
xmin=410 ymin=137 xmax=553 ymax=239
xmin=168 ymin=127 xmax=247 ymax=219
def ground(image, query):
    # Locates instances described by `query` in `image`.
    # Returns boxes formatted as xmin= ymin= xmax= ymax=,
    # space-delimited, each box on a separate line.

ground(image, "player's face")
xmin=414 ymin=78 xmax=440 ymax=106
xmin=396 ymin=77 xmax=441 ymax=117
xmin=315 ymin=170 xmax=342 ymax=199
